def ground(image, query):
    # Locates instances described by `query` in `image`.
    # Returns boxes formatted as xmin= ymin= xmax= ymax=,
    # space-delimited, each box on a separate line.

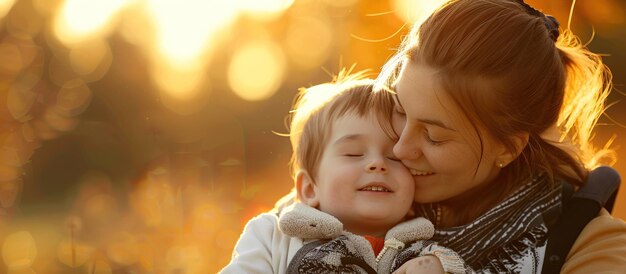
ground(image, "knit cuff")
xmin=419 ymin=244 xmax=471 ymax=274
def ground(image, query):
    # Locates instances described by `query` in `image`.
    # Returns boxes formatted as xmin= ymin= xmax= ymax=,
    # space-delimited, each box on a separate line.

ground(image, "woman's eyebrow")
xmin=394 ymin=84 xmax=456 ymax=131
xmin=417 ymin=118 xmax=456 ymax=131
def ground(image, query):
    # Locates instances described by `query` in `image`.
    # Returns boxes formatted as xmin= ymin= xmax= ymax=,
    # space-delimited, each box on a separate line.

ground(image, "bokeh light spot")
xmin=7 ymin=0 xmax=42 ymax=39
xmin=284 ymin=16 xmax=332 ymax=70
xmin=64 ymin=216 xmax=82 ymax=233
xmin=391 ymin=0 xmax=447 ymax=23
xmin=82 ymin=194 xmax=117 ymax=223
xmin=56 ymin=79 xmax=92 ymax=117
xmin=165 ymin=245 xmax=202 ymax=273
xmin=151 ymin=59 xmax=205 ymax=101
xmin=43 ymin=107 xmax=77 ymax=132
xmin=0 ymin=164 xmax=19 ymax=182
xmin=215 ymin=228 xmax=240 ymax=251
xmin=0 ymin=0 xmax=16 ymax=19
xmin=147 ymin=0 xmax=237 ymax=66
xmin=56 ymin=238 xmax=94 ymax=268
xmin=47 ymin=57 xmax=76 ymax=87
xmin=239 ymin=0 xmax=294 ymax=21
xmin=322 ymin=0 xmax=357 ymax=8
xmin=21 ymin=123 xmax=39 ymax=144
xmin=1 ymin=131 xmax=38 ymax=167
xmin=53 ymin=0 xmax=129 ymax=45
xmin=7 ymin=83 xmax=38 ymax=121
xmin=85 ymin=258 xmax=112 ymax=274
xmin=0 ymin=42 xmax=23 ymax=75
xmin=190 ymin=203 xmax=220 ymax=235
xmin=68 ymin=39 xmax=113 ymax=82
xmin=31 ymin=118 xmax=59 ymax=141
xmin=2 ymin=231 xmax=37 ymax=270
xmin=228 ymin=40 xmax=286 ymax=101
xmin=105 ymin=232 xmax=139 ymax=266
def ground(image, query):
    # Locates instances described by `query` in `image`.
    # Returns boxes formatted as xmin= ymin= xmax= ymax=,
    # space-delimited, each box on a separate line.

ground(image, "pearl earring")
xmin=497 ymin=162 xmax=504 ymax=168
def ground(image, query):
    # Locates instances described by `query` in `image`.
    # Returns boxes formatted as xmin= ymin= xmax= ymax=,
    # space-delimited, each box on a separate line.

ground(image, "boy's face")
xmin=304 ymin=112 xmax=415 ymax=236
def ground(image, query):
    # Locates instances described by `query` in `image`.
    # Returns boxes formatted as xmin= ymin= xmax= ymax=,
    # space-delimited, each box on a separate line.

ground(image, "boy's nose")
xmin=366 ymin=160 xmax=388 ymax=173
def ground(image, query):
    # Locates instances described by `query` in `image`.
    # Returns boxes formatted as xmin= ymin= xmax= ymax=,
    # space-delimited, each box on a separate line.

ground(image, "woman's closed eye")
xmin=424 ymin=131 xmax=445 ymax=145
xmin=386 ymin=155 xmax=401 ymax=161
xmin=394 ymin=106 xmax=406 ymax=116
xmin=343 ymin=153 xmax=363 ymax=157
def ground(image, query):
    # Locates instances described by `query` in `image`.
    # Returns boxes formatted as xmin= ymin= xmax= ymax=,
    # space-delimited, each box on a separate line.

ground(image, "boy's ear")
xmin=496 ymin=132 xmax=530 ymax=168
xmin=296 ymin=170 xmax=319 ymax=208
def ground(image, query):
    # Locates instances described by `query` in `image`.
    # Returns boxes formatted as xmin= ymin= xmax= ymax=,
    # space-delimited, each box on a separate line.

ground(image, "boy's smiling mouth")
xmin=359 ymin=185 xmax=391 ymax=192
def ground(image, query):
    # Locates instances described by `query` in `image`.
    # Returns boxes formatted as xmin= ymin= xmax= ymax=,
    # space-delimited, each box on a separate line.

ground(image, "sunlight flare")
xmin=53 ymin=0 xmax=129 ymax=45
xmin=391 ymin=0 xmax=447 ymax=23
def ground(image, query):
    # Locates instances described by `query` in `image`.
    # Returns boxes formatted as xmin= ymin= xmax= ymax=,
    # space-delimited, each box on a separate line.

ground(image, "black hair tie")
xmin=514 ymin=0 xmax=560 ymax=42
xmin=544 ymin=15 xmax=560 ymax=42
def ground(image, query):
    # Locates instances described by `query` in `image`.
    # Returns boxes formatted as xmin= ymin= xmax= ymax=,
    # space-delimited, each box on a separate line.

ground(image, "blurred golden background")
xmin=0 ymin=0 xmax=624 ymax=273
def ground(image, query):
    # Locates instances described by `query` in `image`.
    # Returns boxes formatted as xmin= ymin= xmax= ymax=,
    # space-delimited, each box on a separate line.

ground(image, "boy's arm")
xmin=219 ymin=213 xmax=278 ymax=273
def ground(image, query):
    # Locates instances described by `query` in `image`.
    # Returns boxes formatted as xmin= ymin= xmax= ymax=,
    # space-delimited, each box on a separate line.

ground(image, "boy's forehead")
xmin=331 ymin=134 xmax=363 ymax=146
xmin=328 ymin=112 xmax=388 ymax=140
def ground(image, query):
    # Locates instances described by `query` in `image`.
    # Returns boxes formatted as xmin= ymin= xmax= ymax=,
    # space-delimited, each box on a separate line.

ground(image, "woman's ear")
xmin=296 ymin=170 xmax=319 ymax=208
xmin=496 ymin=132 xmax=530 ymax=167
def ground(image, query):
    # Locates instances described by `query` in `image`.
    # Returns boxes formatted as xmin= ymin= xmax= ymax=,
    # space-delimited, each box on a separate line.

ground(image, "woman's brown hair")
xmin=377 ymin=0 xmax=615 ymax=226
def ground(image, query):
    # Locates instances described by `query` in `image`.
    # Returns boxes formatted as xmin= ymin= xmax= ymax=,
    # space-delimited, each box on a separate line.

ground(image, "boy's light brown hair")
xmin=287 ymin=73 xmax=397 ymax=182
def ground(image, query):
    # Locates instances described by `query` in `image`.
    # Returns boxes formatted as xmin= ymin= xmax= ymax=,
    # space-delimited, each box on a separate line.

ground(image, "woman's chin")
xmin=412 ymin=190 xmax=444 ymax=204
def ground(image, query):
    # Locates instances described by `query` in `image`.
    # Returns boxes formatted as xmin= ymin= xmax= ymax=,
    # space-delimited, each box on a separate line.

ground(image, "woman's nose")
xmin=394 ymin=129 xmax=422 ymax=160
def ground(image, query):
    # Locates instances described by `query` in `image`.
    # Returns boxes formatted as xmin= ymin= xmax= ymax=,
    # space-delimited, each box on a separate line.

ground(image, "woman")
xmin=378 ymin=0 xmax=626 ymax=272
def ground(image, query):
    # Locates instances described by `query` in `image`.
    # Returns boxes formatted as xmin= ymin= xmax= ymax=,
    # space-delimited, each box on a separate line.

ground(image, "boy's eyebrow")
xmin=333 ymin=134 xmax=363 ymax=145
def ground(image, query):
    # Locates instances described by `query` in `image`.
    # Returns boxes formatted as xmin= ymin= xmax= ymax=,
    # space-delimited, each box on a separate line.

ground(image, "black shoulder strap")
xmin=542 ymin=196 xmax=601 ymax=273
xmin=542 ymin=166 xmax=621 ymax=274
xmin=605 ymin=184 xmax=619 ymax=213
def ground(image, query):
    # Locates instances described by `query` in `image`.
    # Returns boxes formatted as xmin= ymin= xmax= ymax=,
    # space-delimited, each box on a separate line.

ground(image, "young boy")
xmin=221 ymin=76 xmax=463 ymax=273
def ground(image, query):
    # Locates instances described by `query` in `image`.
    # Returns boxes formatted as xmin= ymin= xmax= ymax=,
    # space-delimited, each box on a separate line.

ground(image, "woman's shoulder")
xmin=575 ymin=209 xmax=626 ymax=243
xmin=561 ymin=209 xmax=626 ymax=273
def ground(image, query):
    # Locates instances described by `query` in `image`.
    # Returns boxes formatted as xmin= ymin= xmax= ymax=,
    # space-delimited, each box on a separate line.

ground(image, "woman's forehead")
xmin=396 ymin=63 xmax=449 ymax=116
xmin=396 ymin=63 xmax=485 ymax=140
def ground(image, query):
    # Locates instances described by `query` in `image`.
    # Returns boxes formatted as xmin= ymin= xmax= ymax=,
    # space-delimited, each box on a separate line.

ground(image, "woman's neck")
xmin=437 ymin=175 xmax=520 ymax=228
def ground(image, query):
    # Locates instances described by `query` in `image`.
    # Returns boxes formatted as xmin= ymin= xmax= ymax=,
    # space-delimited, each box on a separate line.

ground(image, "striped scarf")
xmin=417 ymin=174 xmax=562 ymax=272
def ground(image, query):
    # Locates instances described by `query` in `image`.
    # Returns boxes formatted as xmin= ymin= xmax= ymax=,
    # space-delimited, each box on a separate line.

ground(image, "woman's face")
xmin=392 ymin=62 xmax=506 ymax=204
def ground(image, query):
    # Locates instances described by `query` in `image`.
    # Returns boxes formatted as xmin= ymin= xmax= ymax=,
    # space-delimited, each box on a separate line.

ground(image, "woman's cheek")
xmin=423 ymin=146 xmax=456 ymax=170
